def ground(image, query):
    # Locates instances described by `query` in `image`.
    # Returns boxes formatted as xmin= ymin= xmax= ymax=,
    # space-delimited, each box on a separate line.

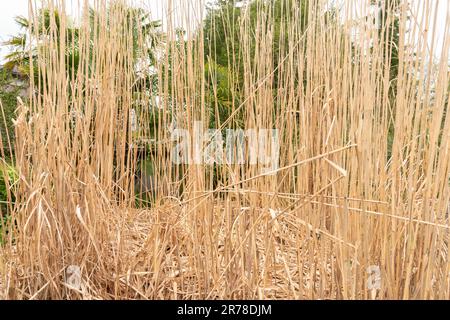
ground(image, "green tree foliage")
xmin=2 ymin=10 xmax=80 ymax=80
xmin=202 ymin=0 xmax=310 ymax=129
xmin=374 ymin=0 xmax=401 ymax=96
xmin=0 ymin=70 xmax=20 ymax=158
xmin=3 ymin=6 xmax=161 ymax=82
xmin=371 ymin=0 xmax=402 ymax=159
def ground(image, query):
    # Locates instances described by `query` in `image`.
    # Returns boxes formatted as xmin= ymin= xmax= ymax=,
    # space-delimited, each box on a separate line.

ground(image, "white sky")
xmin=0 ymin=0 xmax=448 ymax=63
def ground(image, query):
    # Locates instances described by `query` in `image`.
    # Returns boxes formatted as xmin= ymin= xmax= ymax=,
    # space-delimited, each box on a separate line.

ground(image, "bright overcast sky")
xmin=0 ymin=0 xmax=448 ymax=63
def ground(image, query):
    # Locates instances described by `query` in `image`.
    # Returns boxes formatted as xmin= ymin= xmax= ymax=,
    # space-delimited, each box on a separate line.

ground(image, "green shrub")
xmin=0 ymin=163 xmax=18 ymax=244
xmin=0 ymin=163 xmax=18 ymax=203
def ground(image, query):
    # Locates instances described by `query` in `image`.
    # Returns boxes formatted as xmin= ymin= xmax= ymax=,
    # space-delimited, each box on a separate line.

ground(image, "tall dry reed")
xmin=0 ymin=0 xmax=449 ymax=299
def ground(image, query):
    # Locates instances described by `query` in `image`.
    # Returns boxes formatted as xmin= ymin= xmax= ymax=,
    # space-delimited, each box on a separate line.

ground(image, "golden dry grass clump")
xmin=0 ymin=0 xmax=449 ymax=299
